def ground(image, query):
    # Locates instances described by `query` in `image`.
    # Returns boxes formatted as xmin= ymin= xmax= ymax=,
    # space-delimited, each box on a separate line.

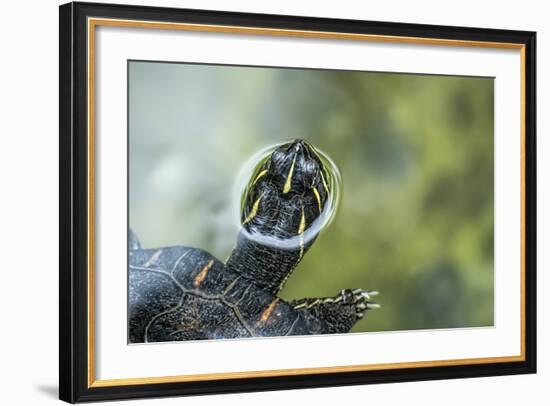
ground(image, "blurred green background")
xmin=129 ymin=61 xmax=494 ymax=332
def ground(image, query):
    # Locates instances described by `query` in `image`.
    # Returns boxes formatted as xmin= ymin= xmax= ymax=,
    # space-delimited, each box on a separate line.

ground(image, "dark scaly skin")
xmin=225 ymin=140 xmax=327 ymax=293
xmin=129 ymin=139 xmax=378 ymax=343
xmin=129 ymin=244 xmax=376 ymax=342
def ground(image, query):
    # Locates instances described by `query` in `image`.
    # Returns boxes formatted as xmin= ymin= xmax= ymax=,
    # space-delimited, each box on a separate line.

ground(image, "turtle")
xmin=129 ymin=139 xmax=379 ymax=343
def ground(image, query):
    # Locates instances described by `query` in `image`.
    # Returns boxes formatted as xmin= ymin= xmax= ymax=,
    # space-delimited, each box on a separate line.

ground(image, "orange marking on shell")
xmin=193 ymin=259 xmax=214 ymax=288
xmin=257 ymin=298 xmax=280 ymax=326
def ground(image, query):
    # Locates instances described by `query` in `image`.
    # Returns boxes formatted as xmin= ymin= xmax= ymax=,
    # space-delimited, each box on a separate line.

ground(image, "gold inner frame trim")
xmin=87 ymin=17 xmax=527 ymax=388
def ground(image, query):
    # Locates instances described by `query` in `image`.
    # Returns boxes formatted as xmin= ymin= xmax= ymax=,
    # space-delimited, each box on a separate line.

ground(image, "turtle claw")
xmin=359 ymin=290 xmax=379 ymax=300
xmin=339 ymin=288 xmax=380 ymax=319
xmin=366 ymin=303 xmax=381 ymax=309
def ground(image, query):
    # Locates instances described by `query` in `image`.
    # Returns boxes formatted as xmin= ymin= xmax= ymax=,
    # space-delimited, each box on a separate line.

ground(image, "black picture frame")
xmin=59 ymin=1 xmax=537 ymax=403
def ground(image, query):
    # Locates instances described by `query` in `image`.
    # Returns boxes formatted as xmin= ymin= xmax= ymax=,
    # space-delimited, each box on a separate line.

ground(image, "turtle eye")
xmin=270 ymin=150 xmax=286 ymax=168
xmin=304 ymin=160 xmax=316 ymax=174
xmin=303 ymin=160 xmax=318 ymax=184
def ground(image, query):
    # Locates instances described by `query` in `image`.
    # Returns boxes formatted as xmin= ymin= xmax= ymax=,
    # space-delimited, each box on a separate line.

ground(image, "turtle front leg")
xmin=289 ymin=289 xmax=380 ymax=335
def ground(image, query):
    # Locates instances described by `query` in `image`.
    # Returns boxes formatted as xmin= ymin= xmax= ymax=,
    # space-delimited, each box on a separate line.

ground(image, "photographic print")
xmin=60 ymin=3 xmax=535 ymax=401
xmin=128 ymin=61 xmax=494 ymax=343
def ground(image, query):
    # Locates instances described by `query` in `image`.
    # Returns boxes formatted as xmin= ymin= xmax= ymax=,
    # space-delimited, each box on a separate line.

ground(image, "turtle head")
xmin=240 ymin=139 xmax=336 ymax=243
xmin=226 ymin=139 xmax=340 ymax=293
xmin=268 ymin=139 xmax=328 ymax=198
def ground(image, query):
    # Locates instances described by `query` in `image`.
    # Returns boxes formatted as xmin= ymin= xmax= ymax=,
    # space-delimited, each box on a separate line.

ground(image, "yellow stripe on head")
xmin=309 ymin=145 xmax=331 ymax=194
xmin=283 ymin=155 xmax=297 ymax=194
xmin=298 ymin=208 xmax=306 ymax=235
xmin=242 ymin=194 xmax=263 ymax=225
xmin=298 ymin=207 xmax=306 ymax=259
xmin=312 ymin=187 xmax=322 ymax=213
xmin=319 ymin=170 xmax=329 ymax=193
xmin=252 ymin=169 xmax=268 ymax=185
xmin=309 ymin=143 xmax=324 ymax=162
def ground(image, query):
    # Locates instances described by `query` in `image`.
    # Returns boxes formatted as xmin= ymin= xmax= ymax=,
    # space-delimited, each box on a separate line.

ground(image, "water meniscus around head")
xmin=232 ymin=139 xmax=342 ymax=250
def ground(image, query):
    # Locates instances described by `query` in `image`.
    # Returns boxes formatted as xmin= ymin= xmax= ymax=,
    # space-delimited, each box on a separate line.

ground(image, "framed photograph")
xmin=59 ymin=1 xmax=537 ymax=403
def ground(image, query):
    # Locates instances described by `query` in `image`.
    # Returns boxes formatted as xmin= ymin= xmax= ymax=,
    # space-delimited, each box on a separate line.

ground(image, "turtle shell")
xmin=128 ymin=232 xmax=302 ymax=342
